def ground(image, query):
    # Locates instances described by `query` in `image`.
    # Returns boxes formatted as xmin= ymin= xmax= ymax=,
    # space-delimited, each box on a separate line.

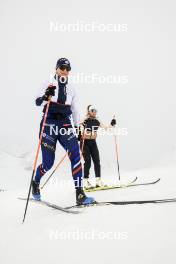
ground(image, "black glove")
xmin=111 ymin=118 xmax=116 ymax=127
xmin=43 ymin=85 xmax=56 ymax=101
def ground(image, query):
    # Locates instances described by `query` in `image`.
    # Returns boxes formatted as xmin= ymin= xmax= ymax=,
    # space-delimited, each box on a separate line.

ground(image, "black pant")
xmin=82 ymin=139 xmax=101 ymax=179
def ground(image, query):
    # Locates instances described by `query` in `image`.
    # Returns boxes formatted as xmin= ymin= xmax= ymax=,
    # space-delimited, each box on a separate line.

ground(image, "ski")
xmin=85 ymin=177 xmax=160 ymax=192
xmin=127 ymin=177 xmax=161 ymax=187
xmin=84 ymin=176 xmax=137 ymax=192
xmin=18 ymin=197 xmax=80 ymax=214
xmin=65 ymin=197 xmax=176 ymax=209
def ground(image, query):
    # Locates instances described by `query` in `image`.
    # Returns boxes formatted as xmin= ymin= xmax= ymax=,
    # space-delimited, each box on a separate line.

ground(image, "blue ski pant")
xmin=34 ymin=117 xmax=82 ymax=189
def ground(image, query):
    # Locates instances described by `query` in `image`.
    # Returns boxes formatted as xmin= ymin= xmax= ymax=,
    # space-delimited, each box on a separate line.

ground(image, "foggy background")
xmin=0 ymin=0 xmax=176 ymax=171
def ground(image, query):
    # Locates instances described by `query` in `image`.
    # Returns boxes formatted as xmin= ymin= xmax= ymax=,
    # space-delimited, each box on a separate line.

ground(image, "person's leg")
xmin=82 ymin=141 xmax=94 ymax=188
xmin=82 ymin=141 xmax=91 ymax=179
xmin=90 ymin=140 xmax=101 ymax=178
xmin=58 ymin=122 xmax=95 ymax=205
xmin=33 ymin=119 xmax=57 ymax=199
xmin=58 ymin=129 xmax=82 ymax=189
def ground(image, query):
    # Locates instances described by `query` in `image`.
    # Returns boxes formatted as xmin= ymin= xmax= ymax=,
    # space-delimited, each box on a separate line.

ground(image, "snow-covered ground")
xmin=1 ymin=151 xmax=176 ymax=264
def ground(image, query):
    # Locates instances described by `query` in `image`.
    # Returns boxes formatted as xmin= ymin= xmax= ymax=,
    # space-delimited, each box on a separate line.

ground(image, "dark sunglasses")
xmin=59 ymin=65 xmax=71 ymax=71
xmin=90 ymin=109 xmax=97 ymax=113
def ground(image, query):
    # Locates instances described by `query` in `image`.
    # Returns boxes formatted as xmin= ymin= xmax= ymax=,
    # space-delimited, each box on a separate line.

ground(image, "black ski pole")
xmin=113 ymin=115 xmax=121 ymax=181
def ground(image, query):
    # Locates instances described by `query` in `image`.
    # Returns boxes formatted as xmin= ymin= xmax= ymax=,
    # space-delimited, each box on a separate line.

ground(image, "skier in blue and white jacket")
xmin=32 ymin=58 xmax=95 ymax=205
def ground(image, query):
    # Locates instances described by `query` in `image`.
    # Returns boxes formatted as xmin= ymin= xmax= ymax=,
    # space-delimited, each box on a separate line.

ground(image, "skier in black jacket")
xmin=80 ymin=105 xmax=116 ymax=189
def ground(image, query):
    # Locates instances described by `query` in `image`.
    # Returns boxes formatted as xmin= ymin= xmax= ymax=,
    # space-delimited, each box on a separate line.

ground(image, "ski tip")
xmin=155 ymin=178 xmax=161 ymax=183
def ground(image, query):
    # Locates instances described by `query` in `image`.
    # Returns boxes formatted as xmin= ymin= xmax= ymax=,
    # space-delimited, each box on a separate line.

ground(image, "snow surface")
xmin=0 ymin=151 xmax=176 ymax=264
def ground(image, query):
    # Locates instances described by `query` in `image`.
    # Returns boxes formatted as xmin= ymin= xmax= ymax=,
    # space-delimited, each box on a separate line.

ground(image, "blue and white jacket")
xmin=35 ymin=74 xmax=80 ymax=126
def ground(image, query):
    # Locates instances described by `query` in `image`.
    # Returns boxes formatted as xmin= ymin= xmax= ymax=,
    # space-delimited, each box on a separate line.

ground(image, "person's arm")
xmin=71 ymin=87 xmax=81 ymax=127
xmin=99 ymin=120 xmax=108 ymax=129
xmin=99 ymin=117 xmax=116 ymax=129
xmin=35 ymin=97 xmax=43 ymax=106
xmin=35 ymin=82 xmax=56 ymax=106
xmin=35 ymin=82 xmax=46 ymax=106
xmin=35 ymin=75 xmax=56 ymax=106
xmin=80 ymin=117 xmax=87 ymax=127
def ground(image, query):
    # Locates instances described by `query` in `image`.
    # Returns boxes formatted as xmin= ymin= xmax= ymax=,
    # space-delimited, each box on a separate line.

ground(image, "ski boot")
xmin=32 ymin=181 xmax=41 ymax=200
xmin=76 ymin=188 xmax=95 ymax=205
xmin=83 ymin=178 xmax=94 ymax=189
xmin=95 ymin=177 xmax=107 ymax=188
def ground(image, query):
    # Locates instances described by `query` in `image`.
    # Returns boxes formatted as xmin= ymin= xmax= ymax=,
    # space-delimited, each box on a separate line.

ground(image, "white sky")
xmin=0 ymin=0 xmax=176 ymax=170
